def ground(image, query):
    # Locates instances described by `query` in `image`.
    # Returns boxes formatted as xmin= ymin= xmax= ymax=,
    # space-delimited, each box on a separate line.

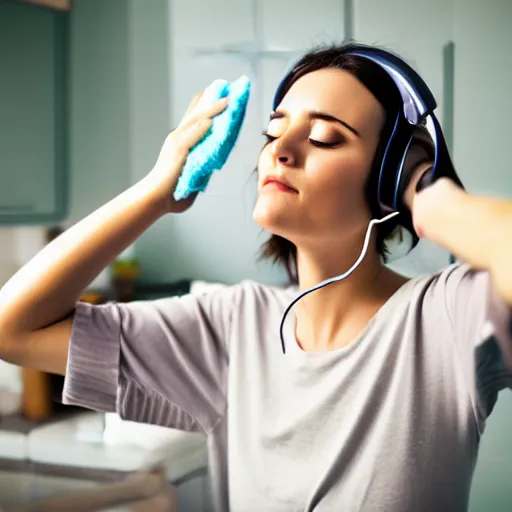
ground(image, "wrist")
xmin=413 ymin=179 xmax=508 ymax=270
xmin=137 ymin=173 xmax=172 ymax=217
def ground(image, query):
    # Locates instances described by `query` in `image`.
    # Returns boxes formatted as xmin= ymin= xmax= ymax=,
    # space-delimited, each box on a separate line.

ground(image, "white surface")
xmin=0 ymin=430 xmax=27 ymax=461
xmin=102 ymin=412 xmax=201 ymax=453
xmin=74 ymin=411 xmax=105 ymax=444
xmin=189 ymin=280 xmax=227 ymax=296
xmin=0 ymin=363 xmax=22 ymax=396
xmin=0 ymin=389 xmax=21 ymax=416
xmin=27 ymin=413 xmax=207 ymax=482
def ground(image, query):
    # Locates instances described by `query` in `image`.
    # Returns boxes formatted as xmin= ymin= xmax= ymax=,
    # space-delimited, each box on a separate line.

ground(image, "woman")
xmin=0 ymin=42 xmax=511 ymax=512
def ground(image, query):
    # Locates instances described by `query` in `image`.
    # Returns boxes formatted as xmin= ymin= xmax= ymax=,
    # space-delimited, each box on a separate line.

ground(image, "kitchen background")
xmin=0 ymin=0 xmax=511 ymax=510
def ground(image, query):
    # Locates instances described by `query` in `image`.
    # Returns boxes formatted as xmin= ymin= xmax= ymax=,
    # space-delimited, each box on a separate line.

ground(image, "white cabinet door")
xmin=354 ymin=0 xmax=455 ymax=276
xmin=167 ymin=0 xmax=345 ymax=284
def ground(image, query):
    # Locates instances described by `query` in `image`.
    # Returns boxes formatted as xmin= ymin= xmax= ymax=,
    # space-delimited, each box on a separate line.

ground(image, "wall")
xmin=452 ymin=0 xmax=512 ymax=198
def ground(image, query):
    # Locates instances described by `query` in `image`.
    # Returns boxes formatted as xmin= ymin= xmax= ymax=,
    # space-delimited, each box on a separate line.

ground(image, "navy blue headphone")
xmin=272 ymin=44 xmax=464 ymax=243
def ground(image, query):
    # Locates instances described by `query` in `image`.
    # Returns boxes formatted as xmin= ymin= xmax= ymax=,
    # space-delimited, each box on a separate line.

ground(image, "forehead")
xmin=278 ymin=68 xmax=385 ymax=137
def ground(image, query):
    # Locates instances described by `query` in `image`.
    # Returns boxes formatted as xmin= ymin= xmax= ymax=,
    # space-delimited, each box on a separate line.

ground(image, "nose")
xmin=270 ymin=136 xmax=296 ymax=166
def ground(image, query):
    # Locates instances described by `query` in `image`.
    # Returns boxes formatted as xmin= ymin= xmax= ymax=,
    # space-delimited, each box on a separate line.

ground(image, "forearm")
xmin=0 ymin=176 xmax=167 ymax=336
xmin=414 ymin=178 xmax=512 ymax=303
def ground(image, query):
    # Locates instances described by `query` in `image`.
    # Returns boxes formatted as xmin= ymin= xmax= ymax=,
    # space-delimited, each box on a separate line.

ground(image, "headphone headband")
xmin=346 ymin=47 xmax=436 ymax=124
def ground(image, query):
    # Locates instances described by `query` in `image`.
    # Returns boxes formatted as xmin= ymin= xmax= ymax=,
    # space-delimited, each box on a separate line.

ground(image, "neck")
xmin=294 ymin=233 xmax=406 ymax=351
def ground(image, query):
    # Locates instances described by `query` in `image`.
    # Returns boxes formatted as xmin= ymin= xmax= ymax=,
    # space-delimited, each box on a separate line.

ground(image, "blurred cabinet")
xmin=0 ymin=0 xmax=69 ymax=224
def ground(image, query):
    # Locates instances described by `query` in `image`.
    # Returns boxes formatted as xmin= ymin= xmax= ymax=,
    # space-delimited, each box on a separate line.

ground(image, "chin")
xmin=252 ymin=197 xmax=298 ymax=239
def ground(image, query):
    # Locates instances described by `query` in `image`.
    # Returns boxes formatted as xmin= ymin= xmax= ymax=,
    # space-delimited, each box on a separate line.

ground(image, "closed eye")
xmin=262 ymin=131 xmax=277 ymax=144
xmin=262 ymin=131 xmax=340 ymax=149
xmin=308 ymin=138 xmax=338 ymax=148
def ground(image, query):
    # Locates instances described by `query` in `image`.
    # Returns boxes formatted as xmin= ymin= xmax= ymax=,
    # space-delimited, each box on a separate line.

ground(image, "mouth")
xmin=262 ymin=177 xmax=298 ymax=194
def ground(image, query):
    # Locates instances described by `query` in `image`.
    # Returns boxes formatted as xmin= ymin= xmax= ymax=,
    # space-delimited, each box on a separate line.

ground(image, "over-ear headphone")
xmin=272 ymin=43 xmax=464 ymax=246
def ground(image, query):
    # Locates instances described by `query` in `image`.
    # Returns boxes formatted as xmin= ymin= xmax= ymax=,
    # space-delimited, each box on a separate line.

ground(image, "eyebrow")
xmin=270 ymin=110 xmax=361 ymax=138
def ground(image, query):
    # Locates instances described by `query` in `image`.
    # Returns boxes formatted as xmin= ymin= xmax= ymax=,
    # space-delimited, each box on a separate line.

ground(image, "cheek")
xmin=256 ymin=150 xmax=271 ymax=185
xmin=307 ymin=151 xmax=369 ymax=207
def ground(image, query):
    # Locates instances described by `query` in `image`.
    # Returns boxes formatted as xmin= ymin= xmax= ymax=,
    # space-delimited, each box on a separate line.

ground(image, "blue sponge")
xmin=173 ymin=75 xmax=251 ymax=201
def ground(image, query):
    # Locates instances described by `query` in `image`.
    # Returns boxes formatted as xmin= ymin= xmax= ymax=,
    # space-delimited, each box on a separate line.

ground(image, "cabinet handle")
xmin=442 ymin=41 xmax=455 ymax=155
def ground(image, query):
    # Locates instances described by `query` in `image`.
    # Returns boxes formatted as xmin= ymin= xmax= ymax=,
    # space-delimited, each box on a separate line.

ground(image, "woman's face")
xmin=253 ymin=68 xmax=386 ymax=246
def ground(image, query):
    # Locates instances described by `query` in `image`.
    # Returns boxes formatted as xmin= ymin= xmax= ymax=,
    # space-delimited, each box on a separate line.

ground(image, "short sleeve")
xmin=62 ymin=284 xmax=241 ymax=434
xmin=439 ymin=263 xmax=512 ymax=422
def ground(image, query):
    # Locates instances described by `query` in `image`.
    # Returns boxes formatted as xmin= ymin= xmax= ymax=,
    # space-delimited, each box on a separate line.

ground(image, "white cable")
xmin=279 ymin=211 xmax=400 ymax=354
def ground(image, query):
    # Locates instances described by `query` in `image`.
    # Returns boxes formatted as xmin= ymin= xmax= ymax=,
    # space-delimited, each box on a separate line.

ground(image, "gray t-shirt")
xmin=63 ymin=263 xmax=512 ymax=512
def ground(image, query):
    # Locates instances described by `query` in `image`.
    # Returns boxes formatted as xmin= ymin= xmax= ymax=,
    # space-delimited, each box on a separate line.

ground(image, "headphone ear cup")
xmin=428 ymin=115 xmax=464 ymax=190
xmin=376 ymin=118 xmax=422 ymax=249
xmin=395 ymin=133 xmax=433 ymax=210
xmin=377 ymin=117 xmax=415 ymax=213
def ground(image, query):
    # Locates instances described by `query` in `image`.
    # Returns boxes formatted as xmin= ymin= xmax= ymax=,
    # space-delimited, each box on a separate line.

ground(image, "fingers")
xmin=177 ymin=118 xmax=213 ymax=151
xmin=181 ymin=91 xmax=204 ymax=122
xmin=415 ymin=166 xmax=434 ymax=193
xmin=179 ymin=95 xmax=228 ymax=130
xmin=168 ymin=89 xmax=229 ymax=157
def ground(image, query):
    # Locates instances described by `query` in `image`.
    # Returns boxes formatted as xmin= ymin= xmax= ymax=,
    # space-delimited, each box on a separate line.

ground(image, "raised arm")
xmin=0 ymin=93 xmax=227 ymax=375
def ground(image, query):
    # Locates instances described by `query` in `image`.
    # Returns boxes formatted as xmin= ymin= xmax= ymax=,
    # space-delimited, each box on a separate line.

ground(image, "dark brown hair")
xmin=259 ymin=42 xmax=405 ymax=282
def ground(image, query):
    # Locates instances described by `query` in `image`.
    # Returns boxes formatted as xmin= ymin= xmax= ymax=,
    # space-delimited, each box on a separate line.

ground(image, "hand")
xmin=409 ymin=175 xmax=460 ymax=239
xmin=145 ymin=91 xmax=228 ymax=214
